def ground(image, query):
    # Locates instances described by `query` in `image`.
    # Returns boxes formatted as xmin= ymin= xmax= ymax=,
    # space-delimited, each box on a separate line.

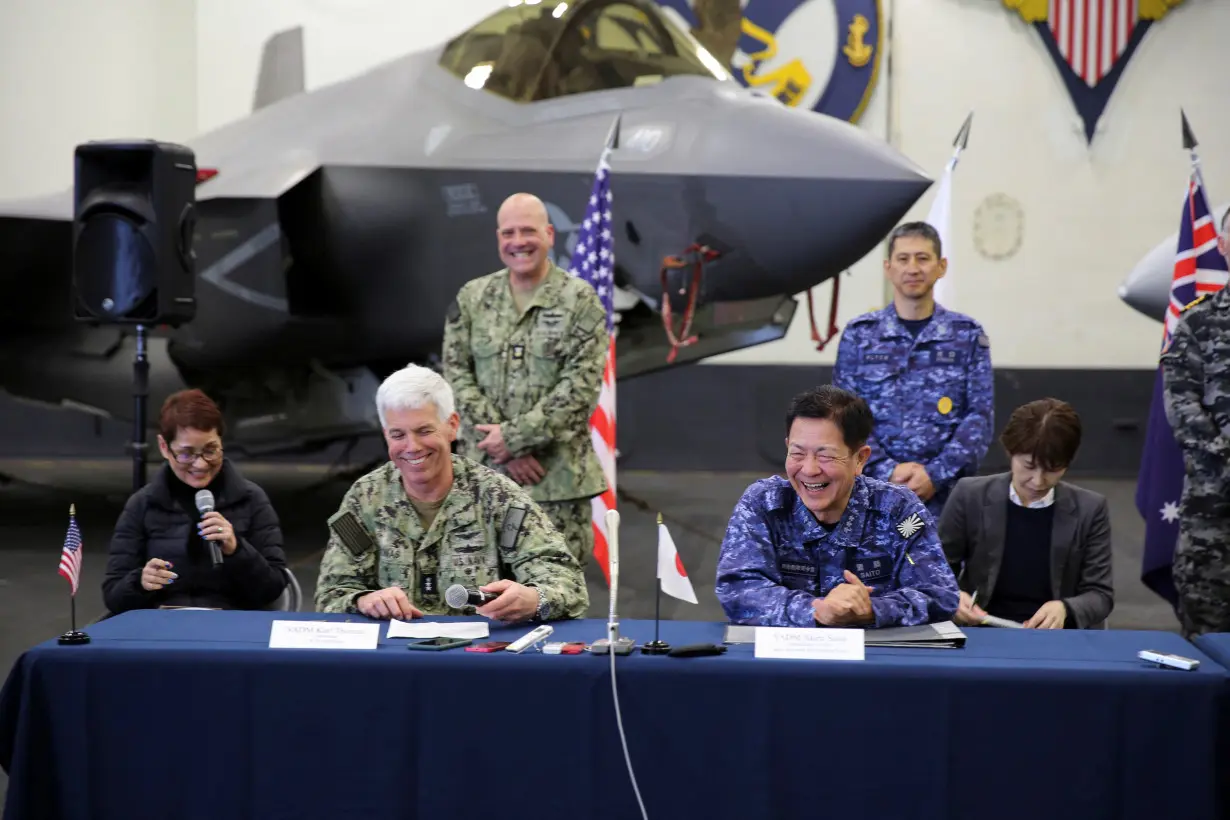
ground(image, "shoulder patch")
xmin=329 ymin=510 xmax=375 ymax=559
xmin=446 ymin=299 xmax=460 ymax=323
xmin=500 ymin=505 xmax=528 ymax=552
xmin=895 ymin=513 xmax=924 ymax=540
xmin=1182 ymin=293 xmax=1208 ymax=312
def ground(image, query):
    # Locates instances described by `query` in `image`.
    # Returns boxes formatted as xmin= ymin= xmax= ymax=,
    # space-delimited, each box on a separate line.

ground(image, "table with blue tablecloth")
xmin=1196 ymin=633 xmax=1230 ymax=672
xmin=2 ymin=610 xmax=1227 ymax=820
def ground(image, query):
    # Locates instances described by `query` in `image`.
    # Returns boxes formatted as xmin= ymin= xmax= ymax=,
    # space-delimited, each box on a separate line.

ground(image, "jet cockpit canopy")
xmin=438 ymin=0 xmax=731 ymax=102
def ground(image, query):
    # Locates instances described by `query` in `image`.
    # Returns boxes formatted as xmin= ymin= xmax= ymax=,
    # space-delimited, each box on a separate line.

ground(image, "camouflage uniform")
xmin=833 ymin=303 xmax=994 ymax=517
xmin=1160 ymin=287 xmax=1230 ymax=638
xmin=442 ymin=262 xmax=608 ymax=568
xmin=716 ymin=474 xmax=960 ymax=627
xmin=314 ymin=455 xmax=588 ymax=619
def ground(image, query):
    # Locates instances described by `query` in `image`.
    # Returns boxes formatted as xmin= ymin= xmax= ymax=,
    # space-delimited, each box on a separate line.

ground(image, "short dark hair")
xmin=785 ymin=385 xmax=874 ymax=451
xmin=999 ymin=398 xmax=1082 ymax=471
xmin=159 ymin=389 xmax=225 ymax=443
xmin=886 ymin=221 xmax=943 ymax=259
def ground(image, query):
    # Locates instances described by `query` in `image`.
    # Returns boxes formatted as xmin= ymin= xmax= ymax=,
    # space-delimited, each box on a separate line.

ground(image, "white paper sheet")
xmin=386 ymin=620 xmax=490 ymax=640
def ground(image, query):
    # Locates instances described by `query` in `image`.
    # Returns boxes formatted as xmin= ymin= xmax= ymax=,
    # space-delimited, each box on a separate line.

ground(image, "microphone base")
xmin=641 ymin=640 xmax=671 ymax=655
xmin=58 ymin=630 xmax=91 ymax=646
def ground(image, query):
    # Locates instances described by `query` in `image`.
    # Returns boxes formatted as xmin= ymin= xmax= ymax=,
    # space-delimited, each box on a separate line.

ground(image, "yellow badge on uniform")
xmin=937 ymin=396 xmax=953 ymax=415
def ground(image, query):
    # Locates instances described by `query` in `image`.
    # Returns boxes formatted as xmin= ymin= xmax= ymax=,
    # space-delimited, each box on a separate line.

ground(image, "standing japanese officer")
xmin=1160 ymin=209 xmax=1230 ymax=638
xmin=833 ymin=221 xmax=994 ymax=518
xmin=442 ymin=193 xmax=608 ymax=569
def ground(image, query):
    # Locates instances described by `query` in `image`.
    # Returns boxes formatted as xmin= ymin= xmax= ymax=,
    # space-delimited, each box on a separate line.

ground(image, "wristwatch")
xmin=529 ymin=584 xmax=551 ymax=622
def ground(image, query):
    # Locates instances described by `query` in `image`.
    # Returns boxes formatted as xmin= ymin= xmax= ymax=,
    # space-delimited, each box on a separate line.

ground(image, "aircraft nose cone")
xmin=1120 ymin=236 xmax=1178 ymax=323
xmin=613 ymin=89 xmax=932 ymax=304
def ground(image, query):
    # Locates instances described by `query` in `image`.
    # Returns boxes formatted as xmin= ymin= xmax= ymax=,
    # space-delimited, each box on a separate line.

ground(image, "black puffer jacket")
xmin=102 ymin=461 xmax=288 ymax=614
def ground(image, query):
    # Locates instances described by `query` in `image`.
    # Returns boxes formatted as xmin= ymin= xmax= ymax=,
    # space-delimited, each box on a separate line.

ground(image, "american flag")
xmin=59 ymin=504 xmax=84 ymax=597
xmin=1048 ymin=0 xmax=1137 ymax=87
xmin=568 ymin=140 xmax=617 ymax=586
xmin=1137 ymin=168 xmax=1228 ymax=606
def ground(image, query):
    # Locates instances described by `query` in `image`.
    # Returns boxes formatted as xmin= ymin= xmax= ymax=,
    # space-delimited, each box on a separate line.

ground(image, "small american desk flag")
xmin=568 ymin=132 xmax=617 ymax=585
xmin=59 ymin=503 xmax=83 ymax=596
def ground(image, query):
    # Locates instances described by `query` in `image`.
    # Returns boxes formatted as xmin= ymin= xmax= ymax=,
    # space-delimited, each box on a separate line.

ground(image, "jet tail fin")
xmin=253 ymin=26 xmax=306 ymax=111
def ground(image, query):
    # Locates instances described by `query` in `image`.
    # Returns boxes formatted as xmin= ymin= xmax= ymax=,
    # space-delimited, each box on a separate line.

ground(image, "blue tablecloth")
xmin=2 ymin=611 xmax=1227 ymax=820
xmin=1196 ymin=633 xmax=1230 ymax=671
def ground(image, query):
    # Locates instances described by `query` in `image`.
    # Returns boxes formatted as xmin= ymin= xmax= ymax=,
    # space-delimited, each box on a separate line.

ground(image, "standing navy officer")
xmin=832 ymin=221 xmax=994 ymax=518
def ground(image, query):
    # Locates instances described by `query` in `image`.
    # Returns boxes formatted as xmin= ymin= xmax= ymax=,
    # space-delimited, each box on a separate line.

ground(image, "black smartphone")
xmin=406 ymin=637 xmax=472 ymax=651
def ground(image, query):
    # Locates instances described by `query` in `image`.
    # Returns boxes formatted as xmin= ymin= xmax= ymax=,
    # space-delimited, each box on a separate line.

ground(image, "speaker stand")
xmin=131 ymin=324 xmax=149 ymax=493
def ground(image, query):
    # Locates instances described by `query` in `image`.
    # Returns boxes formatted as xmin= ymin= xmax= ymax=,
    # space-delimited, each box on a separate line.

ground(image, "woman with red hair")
xmin=102 ymin=389 xmax=288 ymax=613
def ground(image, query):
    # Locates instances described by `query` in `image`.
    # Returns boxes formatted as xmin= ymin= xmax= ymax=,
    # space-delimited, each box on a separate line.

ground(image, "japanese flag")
xmin=658 ymin=518 xmax=697 ymax=604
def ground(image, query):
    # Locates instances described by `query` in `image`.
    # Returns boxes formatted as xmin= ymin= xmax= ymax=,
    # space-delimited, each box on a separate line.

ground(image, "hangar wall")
xmin=0 ymin=0 xmax=198 ymax=197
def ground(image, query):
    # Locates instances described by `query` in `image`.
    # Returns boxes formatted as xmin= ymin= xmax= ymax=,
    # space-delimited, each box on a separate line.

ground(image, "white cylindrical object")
xmin=605 ymin=508 xmax=621 ymax=625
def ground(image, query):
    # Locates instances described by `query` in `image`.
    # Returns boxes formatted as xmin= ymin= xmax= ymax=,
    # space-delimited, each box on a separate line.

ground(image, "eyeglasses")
xmin=171 ymin=445 xmax=222 ymax=464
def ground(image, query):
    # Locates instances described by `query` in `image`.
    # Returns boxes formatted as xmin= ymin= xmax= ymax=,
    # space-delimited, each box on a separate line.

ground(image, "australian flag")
xmin=1136 ymin=169 xmax=1228 ymax=607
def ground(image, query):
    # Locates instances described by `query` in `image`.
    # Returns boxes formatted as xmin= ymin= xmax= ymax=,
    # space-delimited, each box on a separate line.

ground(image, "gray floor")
xmin=0 ymin=458 xmax=1179 ymax=811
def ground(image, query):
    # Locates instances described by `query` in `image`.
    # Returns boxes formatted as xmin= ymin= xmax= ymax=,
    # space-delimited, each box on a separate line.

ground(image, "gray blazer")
xmin=937 ymin=473 xmax=1114 ymax=629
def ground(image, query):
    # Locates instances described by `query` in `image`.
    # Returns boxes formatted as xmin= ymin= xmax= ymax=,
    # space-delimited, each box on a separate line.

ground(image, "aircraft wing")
xmin=615 ymin=294 xmax=797 ymax=378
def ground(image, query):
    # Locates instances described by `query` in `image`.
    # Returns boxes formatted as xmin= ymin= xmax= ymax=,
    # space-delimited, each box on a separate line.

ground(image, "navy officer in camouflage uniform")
xmin=314 ymin=364 xmax=588 ymax=623
xmin=1160 ymin=209 xmax=1230 ymax=637
xmin=833 ymin=221 xmax=994 ymax=518
xmin=716 ymin=384 xmax=959 ymax=628
xmin=443 ymin=192 xmax=608 ymax=569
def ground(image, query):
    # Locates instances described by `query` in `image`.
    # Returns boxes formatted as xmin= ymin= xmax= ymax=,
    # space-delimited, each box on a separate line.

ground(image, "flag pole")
xmin=642 ymin=513 xmax=671 ymax=655
xmin=58 ymin=503 xmax=90 ymax=645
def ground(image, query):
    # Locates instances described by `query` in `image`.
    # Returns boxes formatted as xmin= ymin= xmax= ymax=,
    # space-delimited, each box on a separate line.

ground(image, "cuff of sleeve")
xmin=788 ymin=593 xmax=818 ymax=627
xmin=869 ymin=597 xmax=895 ymax=628
xmin=866 ymin=459 xmax=898 ymax=481
xmin=223 ymin=538 xmax=259 ymax=567
xmin=499 ymin=422 xmax=531 ymax=457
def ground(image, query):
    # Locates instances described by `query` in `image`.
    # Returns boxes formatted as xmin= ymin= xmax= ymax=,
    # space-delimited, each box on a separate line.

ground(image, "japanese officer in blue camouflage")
xmin=833 ymin=221 xmax=994 ymax=518
xmin=313 ymin=364 xmax=588 ymax=623
xmin=442 ymin=192 xmax=608 ymax=569
xmin=716 ymin=384 xmax=960 ymax=628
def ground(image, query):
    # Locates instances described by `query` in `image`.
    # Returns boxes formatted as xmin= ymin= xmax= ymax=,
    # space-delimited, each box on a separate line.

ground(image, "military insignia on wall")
xmin=657 ymin=0 xmax=883 ymax=123
xmin=1001 ymin=0 xmax=1186 ymax=143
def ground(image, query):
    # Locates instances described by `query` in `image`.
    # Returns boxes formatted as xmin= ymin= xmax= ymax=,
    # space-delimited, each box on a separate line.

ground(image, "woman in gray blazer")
xmin=938 ymin=398 xmax=1114 ymax=629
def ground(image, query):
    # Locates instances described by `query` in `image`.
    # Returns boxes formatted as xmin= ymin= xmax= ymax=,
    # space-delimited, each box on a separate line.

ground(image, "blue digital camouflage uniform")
xmin=832 ymin=303 xmax=994 ymax=517
xmin=715 ymin=474 xmax=960 ymax=627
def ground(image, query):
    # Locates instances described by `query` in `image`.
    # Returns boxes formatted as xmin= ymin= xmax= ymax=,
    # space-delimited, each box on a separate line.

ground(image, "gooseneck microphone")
xmin=445 ymin=584 xmax=498 ymax=609
xmin=194 ymin=489 xmax=223 ymax=566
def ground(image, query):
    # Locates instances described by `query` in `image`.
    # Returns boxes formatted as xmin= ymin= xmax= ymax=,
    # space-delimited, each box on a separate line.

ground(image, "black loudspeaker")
xmin=72 ymin=139 xmax=198 ymax=327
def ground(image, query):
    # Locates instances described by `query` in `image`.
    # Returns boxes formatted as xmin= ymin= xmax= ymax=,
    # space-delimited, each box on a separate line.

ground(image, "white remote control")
xmin=506 ymin=624 xmax=554 ymax=654
xmin=1138 ymin=649 xmax=1200 ymax=671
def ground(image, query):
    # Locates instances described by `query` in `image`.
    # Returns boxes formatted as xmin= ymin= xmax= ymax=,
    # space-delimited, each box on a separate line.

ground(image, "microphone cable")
xmin=608 ymin=634 xmax=649 ymax=820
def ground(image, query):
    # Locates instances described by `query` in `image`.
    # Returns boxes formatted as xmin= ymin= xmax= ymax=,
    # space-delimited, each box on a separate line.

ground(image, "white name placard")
xmin=754 ymin=627 xmax=865 ymax=661
xmin=269 ymin=620 xmax=380 ymax=650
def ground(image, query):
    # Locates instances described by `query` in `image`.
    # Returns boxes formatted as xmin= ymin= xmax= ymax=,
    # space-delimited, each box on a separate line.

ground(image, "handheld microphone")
xmin=194 ymin=489 xmax=223 ymax=566
xmin=444 ymin=584 xmax=498 ymax=609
